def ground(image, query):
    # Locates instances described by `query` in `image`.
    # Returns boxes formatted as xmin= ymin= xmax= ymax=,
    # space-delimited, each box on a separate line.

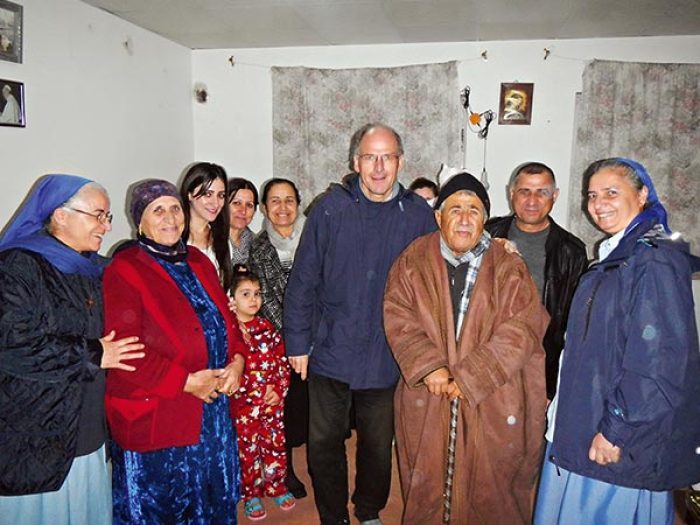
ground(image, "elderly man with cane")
xmin=384 ymin=171 xmax=549 ymax=524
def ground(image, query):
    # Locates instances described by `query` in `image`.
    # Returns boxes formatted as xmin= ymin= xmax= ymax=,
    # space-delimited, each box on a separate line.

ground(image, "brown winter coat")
xmin=384 ymin=232 xmax=549 ymax=525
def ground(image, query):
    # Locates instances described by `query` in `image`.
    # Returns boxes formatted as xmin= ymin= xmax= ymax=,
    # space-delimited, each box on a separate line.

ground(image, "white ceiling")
xmin=81 ymin=0 xmax=700 ymax=49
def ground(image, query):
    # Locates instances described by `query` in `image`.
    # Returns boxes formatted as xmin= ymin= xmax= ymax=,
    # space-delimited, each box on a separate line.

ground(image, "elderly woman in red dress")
xmin=103 ymin=179 xmax=248 ymax=524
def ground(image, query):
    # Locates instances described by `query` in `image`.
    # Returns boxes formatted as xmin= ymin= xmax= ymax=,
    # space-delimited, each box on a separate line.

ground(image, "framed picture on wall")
xmin=498 ymin=82 xmax=534 ymax=125
xmin=0 ymin=0 xmax=22 ymax=64
xmin=0 ymin=78 xmax=25 ymax=127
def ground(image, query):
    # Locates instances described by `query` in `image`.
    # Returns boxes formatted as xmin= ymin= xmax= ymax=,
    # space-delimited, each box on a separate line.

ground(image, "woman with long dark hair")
xmin=180 ymin=162 xmax=233 ymax=290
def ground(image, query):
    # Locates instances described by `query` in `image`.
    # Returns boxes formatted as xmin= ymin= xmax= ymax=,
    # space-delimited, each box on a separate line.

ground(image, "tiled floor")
xmin=237 ymin=431 xmax=403 ymax=524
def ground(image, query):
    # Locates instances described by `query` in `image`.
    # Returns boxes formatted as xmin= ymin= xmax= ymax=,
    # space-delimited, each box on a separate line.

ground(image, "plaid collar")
xmin=440 ymin=231 xmax=491 ymax=267
xmin=440 ymin=232 xmax=491 ymax=337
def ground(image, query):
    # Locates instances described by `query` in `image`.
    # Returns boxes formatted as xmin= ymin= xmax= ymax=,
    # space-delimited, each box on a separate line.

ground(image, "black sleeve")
xmin=0 ymin=251 xmax=100 ymax=382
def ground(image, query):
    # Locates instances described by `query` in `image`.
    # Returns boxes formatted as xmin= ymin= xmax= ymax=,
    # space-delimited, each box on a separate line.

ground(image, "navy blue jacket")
xmin=283 ymin=175 xmax=437 ymax=389
xmin=0 ymin=250 xmax=105 ymax=495
xmin=550 ymin=219 xmax=700 ymax=491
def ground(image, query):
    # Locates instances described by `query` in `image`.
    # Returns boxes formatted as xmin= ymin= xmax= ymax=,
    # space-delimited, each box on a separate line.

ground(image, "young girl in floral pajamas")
xmin=230 ymin=265 xmax=295 ymax=521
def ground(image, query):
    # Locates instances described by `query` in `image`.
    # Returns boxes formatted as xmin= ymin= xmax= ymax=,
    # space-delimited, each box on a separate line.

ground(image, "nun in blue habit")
xmin=0 ymin=175 xmax=143 ymax=525
xmin=534 ymin=158 xmax=700 ymax=525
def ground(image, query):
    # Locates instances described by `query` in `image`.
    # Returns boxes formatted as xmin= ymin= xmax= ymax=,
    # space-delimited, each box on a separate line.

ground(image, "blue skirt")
xmin=534 ymin=442 xmax=673 ymax=525
xmin=0 ymin=444 xmax=111 ymax=525
xmin=112 ymin=397 xmax=240 ymax=525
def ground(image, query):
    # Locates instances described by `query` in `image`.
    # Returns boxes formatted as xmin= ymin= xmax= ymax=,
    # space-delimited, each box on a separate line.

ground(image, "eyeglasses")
xmin=357 ymin=153 xmax=401 ymax=164
xmin=65 ymin=207 xmax=114 ymax=224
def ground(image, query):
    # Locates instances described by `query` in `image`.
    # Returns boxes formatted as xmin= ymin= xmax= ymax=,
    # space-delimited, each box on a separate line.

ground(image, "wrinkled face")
xmin=263 ymin=182 xmax=298 ymax=230
xmin=140 ymin=196 xmax=185 ymax=246
xmin=414 ymin=186 xmax=437 ymax=201
xmin=228 ymin=188 xmax=256 ymax=231
xmin=353 ymin=128 xmax=404 ymax=202
xmin=435 ymin=191 xmax=486 ymax=256
xmin=510 ymin=171 xmax=559 ymax=232
xmin=232 ymin=279 xmax=262 ymax=322
xmin=189 ymin=177 xmax=226 ymax=223
xmin=55 ymin=186 xmax=112 ymax=253
xmin=587 ymin=169 xmax=647 ymax=235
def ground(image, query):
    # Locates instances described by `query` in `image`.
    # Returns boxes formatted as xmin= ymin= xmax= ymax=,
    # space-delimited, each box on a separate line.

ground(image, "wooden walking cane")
xmin=443 ymin=397 xmax=460 ymax=524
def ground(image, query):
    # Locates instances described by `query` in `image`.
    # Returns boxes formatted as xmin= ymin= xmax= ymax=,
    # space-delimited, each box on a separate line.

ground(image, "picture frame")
xmin=498 ymin=82 xmax=534 ymax=126
xmin=0 ymin=0 xmax=22 ymax=64
xmin=0 ymin=78 xmax=25 ymax=127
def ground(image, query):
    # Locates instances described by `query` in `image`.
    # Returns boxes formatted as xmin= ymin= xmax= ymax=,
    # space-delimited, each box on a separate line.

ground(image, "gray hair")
xmin=46 ymin=182 xmax=108 ymax=233
xmin=582 ymin=158 xmax=644 ymax=194
xmin=508 ymin=162 xmax=557 ymax=191
xmin=348 ymin=123 xmax=404 ymax=169
xmin=63 ymin=181 xmax=108 ymax=208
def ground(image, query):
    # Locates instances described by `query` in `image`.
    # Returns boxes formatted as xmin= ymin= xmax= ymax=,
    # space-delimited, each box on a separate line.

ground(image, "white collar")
xmin=598 ymin=229 xmax=625 ymax=262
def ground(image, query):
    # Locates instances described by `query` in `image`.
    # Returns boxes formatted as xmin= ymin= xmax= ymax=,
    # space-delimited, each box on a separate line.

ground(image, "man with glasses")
xmin=284 ymin=123 xmax=436 ymax=525
xmin=485 ymin=162 xmax=587 ymax=399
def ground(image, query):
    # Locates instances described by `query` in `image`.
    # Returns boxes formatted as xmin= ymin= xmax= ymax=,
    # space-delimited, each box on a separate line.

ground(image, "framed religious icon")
xmin=0 ymin=0 xmax=22 ymax=64
xmin=0 ymin=78 xmax=25 ymax=127
xmin=498 ymin=82 xmax=534 ymax=125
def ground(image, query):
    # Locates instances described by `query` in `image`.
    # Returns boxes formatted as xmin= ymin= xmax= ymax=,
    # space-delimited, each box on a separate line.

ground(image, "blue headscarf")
xmin=616 ymin=158 xmax=671 ymax=236
xmin=0 ymin=174 xmax=106 ymax=277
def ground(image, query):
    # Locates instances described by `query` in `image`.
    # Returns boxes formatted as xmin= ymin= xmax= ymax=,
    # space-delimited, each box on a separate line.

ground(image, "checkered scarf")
xmin=440 ymin=231 xmax=491 ymax=336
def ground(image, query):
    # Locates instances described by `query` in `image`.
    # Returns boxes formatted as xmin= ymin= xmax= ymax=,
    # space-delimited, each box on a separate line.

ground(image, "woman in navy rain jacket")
xmin=535 ymin=158 xmax=700 ymax=525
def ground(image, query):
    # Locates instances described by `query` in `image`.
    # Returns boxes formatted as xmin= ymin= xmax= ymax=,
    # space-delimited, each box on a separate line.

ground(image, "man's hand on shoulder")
xmin=493 ymin=237 xmax=520 ymax=256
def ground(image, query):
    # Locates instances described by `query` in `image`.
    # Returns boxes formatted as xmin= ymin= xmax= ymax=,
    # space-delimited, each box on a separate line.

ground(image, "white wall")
xmin=192 ymin=35 xmax=700 ymax=231
xmin=2 ymin=10 xmax=699 ymax=323
xmin=0 ymin=0 xmax=193 ymax=246
xmin=193 ymin=36 xmax=700 ymax=329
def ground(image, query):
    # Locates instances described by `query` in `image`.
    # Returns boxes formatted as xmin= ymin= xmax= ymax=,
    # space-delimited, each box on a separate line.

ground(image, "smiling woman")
xmin=180 ymin=162 xmax=232 ymax=290
xmin=104 ymin=179 xmax=247 ymax=524
xmin=228 ymin=178 xmax=259 ymax=266
xmin=535 ymin=158 xmax=700 ymax=525
xmin=0 ymin=175 xmax=144 ymax=525
xmin=139 ymin=196 xmax=184 ymax=246
xmin=247 ymin=177 xmax=309 ymax=499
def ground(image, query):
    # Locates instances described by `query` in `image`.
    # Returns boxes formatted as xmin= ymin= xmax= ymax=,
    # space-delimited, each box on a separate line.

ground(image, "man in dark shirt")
xmin=486 ymin=162 xmax=587 ymax=398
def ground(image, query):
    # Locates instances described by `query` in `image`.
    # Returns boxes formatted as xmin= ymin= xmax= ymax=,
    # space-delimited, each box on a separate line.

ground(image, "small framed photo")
xmin=498 ymin=82 xmax=534 ymax=125
xmin=0 ymin=0 xmax=22 ymax=64
xmin=0 ymin=79 xmax=25 ymax=127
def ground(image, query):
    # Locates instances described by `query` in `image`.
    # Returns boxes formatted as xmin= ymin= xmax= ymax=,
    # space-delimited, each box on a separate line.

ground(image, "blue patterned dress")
xmin=111 ymin=259 xmax=240 ymax=525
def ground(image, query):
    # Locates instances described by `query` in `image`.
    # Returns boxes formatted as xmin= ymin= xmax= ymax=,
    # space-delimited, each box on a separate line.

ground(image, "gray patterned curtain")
xmin=569 ymin=59 xmax=700 ymax=256
xmin=272 ymin=61 xmax=461 ymax=206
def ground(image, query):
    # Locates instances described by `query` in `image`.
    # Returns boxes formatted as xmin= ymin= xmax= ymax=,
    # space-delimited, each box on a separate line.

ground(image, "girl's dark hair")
xmin=230 ymin=263 xmax=261 ymax=295
xmin=261 ymin=178 xmax=301 ymax=206
xmin=228 ymin=178 xmax=259 ymax=208
xmin=180 ymin=162 xmax=232 ymax=289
